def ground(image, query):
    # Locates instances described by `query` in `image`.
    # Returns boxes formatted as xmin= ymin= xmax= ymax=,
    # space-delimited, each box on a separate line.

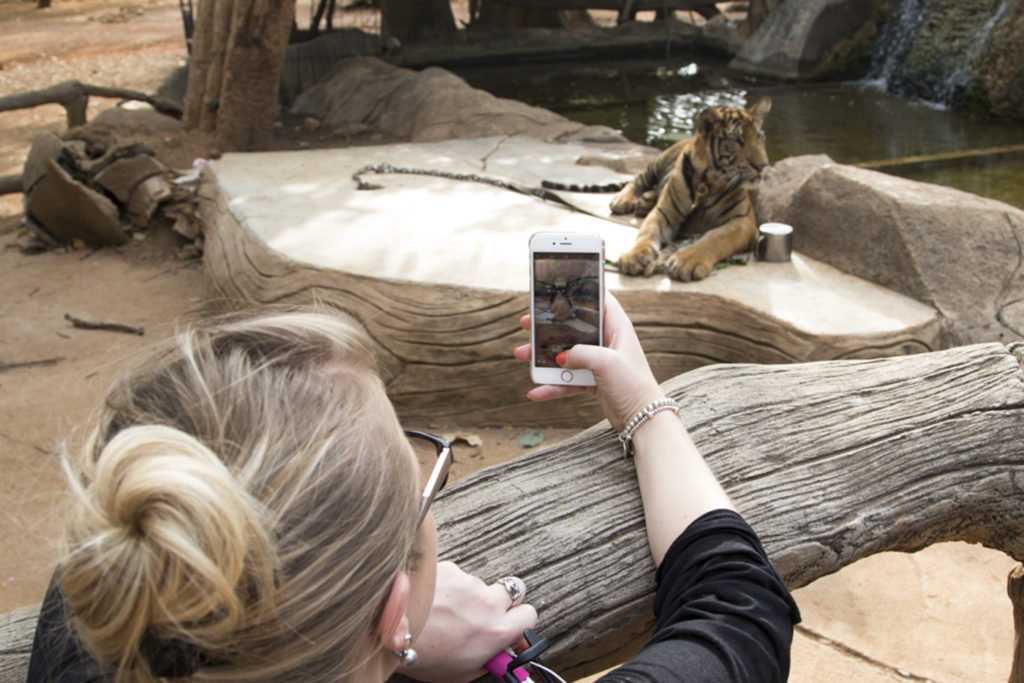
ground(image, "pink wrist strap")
xmin=485 ymin=650 xmax=530 ymax=681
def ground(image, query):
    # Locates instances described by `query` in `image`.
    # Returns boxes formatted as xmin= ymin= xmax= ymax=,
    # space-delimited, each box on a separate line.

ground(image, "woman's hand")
xmin=401 ymin=561 xmax=537 ymax=682
xmin=514 ymin=291 xmax=665 ymax=431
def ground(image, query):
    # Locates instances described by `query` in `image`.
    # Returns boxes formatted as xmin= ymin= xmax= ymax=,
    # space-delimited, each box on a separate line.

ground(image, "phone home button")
xmin=560 ymin=370 xmax=574 ymax=383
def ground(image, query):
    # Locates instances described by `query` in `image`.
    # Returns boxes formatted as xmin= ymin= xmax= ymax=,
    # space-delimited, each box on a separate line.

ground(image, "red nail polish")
xmin=556 ymin=351 xmax=567 ymax=365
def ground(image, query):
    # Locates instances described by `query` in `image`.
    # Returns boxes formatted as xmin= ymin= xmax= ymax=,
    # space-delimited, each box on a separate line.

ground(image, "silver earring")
xmin=393 ymin=633 xmax=418 ymax=667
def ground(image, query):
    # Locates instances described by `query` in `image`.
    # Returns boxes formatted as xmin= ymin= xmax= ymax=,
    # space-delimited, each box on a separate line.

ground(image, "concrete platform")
xmin=201 ymin=137 xmax=941 ymax=427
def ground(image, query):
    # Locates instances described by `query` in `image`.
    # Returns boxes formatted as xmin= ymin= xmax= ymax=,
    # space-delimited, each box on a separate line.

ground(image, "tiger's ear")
xmin=696 ymin=107 xmax=722 ymax=138
xmin=749 ymin=97 xmax=772 ymax=125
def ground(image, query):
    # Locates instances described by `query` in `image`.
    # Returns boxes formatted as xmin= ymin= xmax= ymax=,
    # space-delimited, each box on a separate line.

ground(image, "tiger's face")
xmin=696 ymin=97 xmax=771 ymax=189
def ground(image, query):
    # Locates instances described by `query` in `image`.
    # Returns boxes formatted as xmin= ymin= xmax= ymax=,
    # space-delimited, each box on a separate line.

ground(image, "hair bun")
xmin=62 ymin=425 xmax=275 ymax=672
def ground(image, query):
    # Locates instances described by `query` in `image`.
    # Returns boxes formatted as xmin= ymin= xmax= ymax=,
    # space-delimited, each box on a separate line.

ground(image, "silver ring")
xmin=497 ymin=576 xmax=526 ymax=608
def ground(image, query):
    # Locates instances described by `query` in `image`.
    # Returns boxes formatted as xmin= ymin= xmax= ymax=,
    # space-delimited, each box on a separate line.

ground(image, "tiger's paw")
xmin=665 ymin=247 xmax=714 ymax=282
xmin=634 ymin=191 xmax=657 ymax=218
xmin=618 ymin=241 xmax=659 ymax=277
xmin=609 ymin=185 xmax=637 ymax=215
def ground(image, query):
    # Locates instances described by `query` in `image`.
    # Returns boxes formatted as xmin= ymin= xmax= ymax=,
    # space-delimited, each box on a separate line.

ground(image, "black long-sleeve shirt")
xmin=599 ymin=509 xmax=801 ymax=682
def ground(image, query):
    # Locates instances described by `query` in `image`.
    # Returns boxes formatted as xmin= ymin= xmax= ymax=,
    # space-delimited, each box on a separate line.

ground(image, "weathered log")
xmin=0 ymin=80 xmax=182 ymax=128
xmin=427 ymin=341 xmax=1024 ymax=679
xmin=0 ymin=604 xmax=37 ymax=682
xmin=4 ymin=343 xmax=1022 ymax=681
xmin=0 ymin=174 xmax=21 ymax=196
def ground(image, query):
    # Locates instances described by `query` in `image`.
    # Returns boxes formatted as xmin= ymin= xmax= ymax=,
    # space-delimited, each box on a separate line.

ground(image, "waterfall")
xmin=934 ymin=0 xmax=1010 ymax=105
xmin=867 ymin=0 xmax=930 ymax=88
xmin=866 ymin=0 xmax=1011 ymax=109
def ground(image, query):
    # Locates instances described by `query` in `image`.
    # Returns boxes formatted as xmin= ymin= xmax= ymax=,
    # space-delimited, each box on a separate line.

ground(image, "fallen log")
xmin=0 ymin=174 xmax=21 ymax=196
xmin=0 ymin=605 xmax=37 ymax=682
xmin=3 ymin=343 xmax=1023 ymax=681
xmin=428 ymin=341 xmax=1024 ymax=679
xmin=0 ymin=80 xmax=183 ymax=128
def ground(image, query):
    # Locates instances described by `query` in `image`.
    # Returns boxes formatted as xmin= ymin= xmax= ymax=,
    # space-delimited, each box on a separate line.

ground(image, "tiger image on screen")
xmin=613 ymin=97 xmax=772 ymax=281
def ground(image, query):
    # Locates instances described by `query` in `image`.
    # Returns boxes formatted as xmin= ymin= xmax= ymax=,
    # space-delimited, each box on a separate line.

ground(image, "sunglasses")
xmin=405 ymin=430 xmax=453 ymax=526
xmin=534 ymin=275 xmax=600 ymax=308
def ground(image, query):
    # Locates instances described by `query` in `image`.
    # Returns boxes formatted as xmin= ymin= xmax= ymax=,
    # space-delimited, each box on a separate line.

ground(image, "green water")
xmin=453 ymin=57 xmax=1024 ymax=209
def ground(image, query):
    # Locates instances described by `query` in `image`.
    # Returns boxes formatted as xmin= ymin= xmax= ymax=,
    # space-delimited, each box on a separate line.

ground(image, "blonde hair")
xmin=58 ymin=307 xmax=420 ymax=681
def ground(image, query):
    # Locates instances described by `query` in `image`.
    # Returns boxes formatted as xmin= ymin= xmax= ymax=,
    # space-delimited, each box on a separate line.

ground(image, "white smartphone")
xmin=529 ymin=231 xmax=604 ymax=386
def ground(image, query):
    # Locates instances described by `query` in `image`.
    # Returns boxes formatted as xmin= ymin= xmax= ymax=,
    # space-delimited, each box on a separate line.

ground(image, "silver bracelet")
xmin=618 ymin=397 xmax=679 ymax=457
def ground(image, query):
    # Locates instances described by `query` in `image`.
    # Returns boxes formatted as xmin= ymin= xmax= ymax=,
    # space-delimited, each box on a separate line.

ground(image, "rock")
xmin=698 ymin=14 xmax=747 ymax=55
xmin=22 ymin=131 xmax=65 ymax=193
xmin=729 ymin=0 xmax=886 ymax=80
xmin=93 ymin=154 xmax=167 ymax=204
xmin=26 ymin=159 xmax=126 ymax=247
xmin=168 ymin=208 xmax=200 ymax=241
xmin=740 ymin=0 xmax=1024 ymax=119
xmin=757 ymin=154 xmax=1024 ymax=346
xmin=126 ymin=174 xmax=173 ymax=228
xmin=291 ymin=56 xmax=626 ymax=144
xmin=969 ymin=0 xmax=1023 ymax=118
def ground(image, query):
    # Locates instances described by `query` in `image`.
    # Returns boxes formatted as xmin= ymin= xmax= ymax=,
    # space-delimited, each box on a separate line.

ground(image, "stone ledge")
xmin=199 ymin=137 xmax=940 ymax=427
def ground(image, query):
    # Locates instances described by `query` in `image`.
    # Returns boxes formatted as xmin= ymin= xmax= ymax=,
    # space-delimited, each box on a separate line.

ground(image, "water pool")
xmin=453 ymin=56 xmax=1024 ymax=209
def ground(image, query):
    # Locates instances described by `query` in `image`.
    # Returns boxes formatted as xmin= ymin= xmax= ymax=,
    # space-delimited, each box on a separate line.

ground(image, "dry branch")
xmin=64 ymin=314 xmax=144 ymax=336
xmin=0 ymin=174 xmax=21 ymax=196
xmin=0 ymin=357 xmax=64 ymax=373
xmin=4 ymin=343 xmax=1024 ymax=681
xmin=0 ymin=80 xmax=182 ymax=128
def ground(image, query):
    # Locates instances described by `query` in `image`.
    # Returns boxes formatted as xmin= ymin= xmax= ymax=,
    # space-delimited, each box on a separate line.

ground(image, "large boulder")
xmin=291 ymin=56 xmax=627 ymax=144
xmin=734 ymin=0 xmax=1024 ymax=119
xmin=756 ymin=155 xmax=1024 ymax=346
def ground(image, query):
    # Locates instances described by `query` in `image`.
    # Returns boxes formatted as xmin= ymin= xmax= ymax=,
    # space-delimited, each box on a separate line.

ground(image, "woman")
xmin=28 ymin=308 xmax=535 ymax=682
xmin=29 ymin=294 xmax=797 ymax=681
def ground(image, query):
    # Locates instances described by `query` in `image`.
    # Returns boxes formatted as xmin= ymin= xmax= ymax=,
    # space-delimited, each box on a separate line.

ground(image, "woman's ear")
xmin=376 ymin=571 xmax=411 ymax=651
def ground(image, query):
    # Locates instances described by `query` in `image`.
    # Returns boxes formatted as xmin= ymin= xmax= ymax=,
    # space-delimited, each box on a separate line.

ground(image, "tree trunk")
xmin=200 ymin=0 xmax=236 ymax=133
xmin=380 ymin=0 xmax=456 ymax=44
xmin=181 ymin=0 xmax=217 ymax=129
xmin=182 ymin=0 xmax=295 ymax=151
xmin=216 ymin=0 xmax=295 ymax=151
xmin=5 ymin=343 xmax=1024 ymax=680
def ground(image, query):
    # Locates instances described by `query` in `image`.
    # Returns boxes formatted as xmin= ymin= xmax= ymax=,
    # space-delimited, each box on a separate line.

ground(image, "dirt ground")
xmin=0 ymin=2 xmax=1019 ymax=681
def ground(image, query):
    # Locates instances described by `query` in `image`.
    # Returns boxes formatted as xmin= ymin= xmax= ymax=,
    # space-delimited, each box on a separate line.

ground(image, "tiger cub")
xmin=614 ymin=97 xmax=771 ymax=281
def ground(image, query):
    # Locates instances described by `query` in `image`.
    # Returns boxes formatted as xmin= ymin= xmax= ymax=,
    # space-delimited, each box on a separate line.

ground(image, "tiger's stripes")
xmin=615 ymin=97 xmax=772 ymax=281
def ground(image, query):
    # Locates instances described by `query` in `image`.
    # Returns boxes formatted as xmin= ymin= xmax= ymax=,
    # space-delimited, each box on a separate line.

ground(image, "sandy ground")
xmin=1 ymin=2 xmax=1020 ymax=681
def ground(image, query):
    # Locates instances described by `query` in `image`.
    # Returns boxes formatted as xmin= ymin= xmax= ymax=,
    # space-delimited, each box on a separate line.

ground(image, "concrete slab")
xmin=208 ymin=136 xmax=938 ymax=342
xmin=201 ymin=137 xmax=942 ymax=428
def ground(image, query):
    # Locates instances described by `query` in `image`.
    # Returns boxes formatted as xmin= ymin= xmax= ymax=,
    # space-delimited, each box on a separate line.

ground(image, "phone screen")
xmin=531 ymin=251 xmax=602 ymax=369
